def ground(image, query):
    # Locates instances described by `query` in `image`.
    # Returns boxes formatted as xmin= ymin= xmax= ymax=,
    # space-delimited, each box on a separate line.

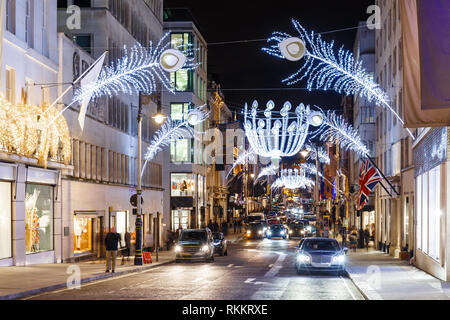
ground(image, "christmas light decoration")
xmin=0 ymin=94 xmax=71 ymax=168
xmin=244 ymin=100 xmax=322 ymax=165
xmin=305 ymin=143 xmax=330 ymax=164
xmin=263 ymin=19 xmax=415 ymax=139
xmin=272 ymin=168 xmax=314 ymax=190
xmin=226 ymin=147 xmax=257 ymax=178
xmin=316 ymin=111 xmax=370 ymax=157
xmin=255 ymin=164 xmax=278 ymax=182
xmin=141 ymin=106 xmax=209 ymax=177
xmin=46 ymin=33 xmax=197 ymax=130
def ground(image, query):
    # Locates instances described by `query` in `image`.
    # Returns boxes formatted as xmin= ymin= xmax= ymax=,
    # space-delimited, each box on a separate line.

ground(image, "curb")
xmin=344 ymin=269 xmax=370 ymax=300
xmin=0 ymin=259 xmax=174 ymax=300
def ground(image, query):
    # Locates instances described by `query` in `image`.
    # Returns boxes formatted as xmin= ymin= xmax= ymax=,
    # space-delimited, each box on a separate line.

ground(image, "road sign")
xmin=130 ymin=194 xmax=143 ymax=207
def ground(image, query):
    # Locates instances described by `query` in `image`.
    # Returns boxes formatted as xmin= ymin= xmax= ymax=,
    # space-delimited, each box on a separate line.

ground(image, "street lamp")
xmin=300 ymin=149 xmax=310 ymax=159
xmin=152 ymin=112 xmax=166 ymax=124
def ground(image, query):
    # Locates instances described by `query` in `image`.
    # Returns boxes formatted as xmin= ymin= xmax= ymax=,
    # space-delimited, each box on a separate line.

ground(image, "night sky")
xmin=164 ymin=0 xmax=375 ymax=114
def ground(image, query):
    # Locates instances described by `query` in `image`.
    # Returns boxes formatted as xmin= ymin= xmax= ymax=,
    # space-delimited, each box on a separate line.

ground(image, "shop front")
xmin=0 ymin=162 xmax=14 ymax=266
xmin=170 ymin=173 xmax=196 ymax=230
xmin=73 ymin=211 xmax=105 ymax=259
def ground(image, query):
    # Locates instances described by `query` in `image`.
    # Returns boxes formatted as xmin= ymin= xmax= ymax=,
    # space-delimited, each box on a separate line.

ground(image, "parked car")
xmin=245 ymin=222 xmax=266 ymax=239
xmin=294 ymin=238 xmax=348 ymax=275
xmin=266 ymin=224 xmax=288 ymax=239
xmin=175 ymin=228 xmax=215 ymax=262
xmin=212 ymin=232 xmax=228 ymax=256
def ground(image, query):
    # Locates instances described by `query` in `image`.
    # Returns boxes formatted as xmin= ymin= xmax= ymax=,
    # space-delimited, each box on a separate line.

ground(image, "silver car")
xmin=294 ymin=238 xmax=348 ymax=275
xmin=175 ymin=228 xmax=215 ymax=263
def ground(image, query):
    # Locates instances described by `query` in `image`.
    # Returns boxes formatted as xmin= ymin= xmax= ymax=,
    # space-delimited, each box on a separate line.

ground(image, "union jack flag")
xmin=357 ymin=160 xmax=382 ymax=210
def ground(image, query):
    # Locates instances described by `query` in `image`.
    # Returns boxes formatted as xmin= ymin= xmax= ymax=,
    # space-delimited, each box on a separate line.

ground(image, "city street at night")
xmin=25 ymin=239 xmax=363 ymax=300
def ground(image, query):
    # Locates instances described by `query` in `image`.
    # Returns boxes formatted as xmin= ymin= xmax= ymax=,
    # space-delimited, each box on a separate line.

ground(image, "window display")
xmin=172 ymin=209 xmax=190 ymax=231
xmin=0 ymin=182 xmax=11 ymax=259
xmin=73 ymin=216 xmax=93 ymax=254
xmin=171 ymin=173 xmax=195 ymax=197
xmin=25 ymin=184 xmax=53 ymax=254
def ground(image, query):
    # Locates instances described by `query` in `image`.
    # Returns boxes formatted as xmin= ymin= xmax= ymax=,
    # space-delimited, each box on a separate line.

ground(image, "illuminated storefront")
xmin=171 ymin=173 xmax=195 ymax=197
xmin=0 ymin=180 xmax=12 ymax=261
xmin=73 ymin=216 xmax=93 ymax=254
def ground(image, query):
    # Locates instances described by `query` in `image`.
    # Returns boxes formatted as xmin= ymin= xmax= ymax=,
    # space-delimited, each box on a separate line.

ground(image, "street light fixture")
xmin=152 ymin=112 xmax=166 ymax=124
xmin=300 ymin=149 xmax=310 ymax=159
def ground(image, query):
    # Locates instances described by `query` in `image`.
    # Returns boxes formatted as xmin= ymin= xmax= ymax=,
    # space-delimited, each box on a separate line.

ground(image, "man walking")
xmin=105 ymin=227 xmax=122 ymax=273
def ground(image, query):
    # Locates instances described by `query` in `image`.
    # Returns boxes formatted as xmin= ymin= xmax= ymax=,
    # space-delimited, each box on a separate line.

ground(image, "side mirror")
xmin=343 ymin=247 xmax=348 ymax=255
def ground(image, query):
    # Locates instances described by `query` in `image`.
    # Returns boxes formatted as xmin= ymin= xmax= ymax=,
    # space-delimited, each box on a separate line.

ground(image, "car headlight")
xmin=332 ymin=254 xmax=345 ymax=264
xmin=263 ymin=227 xmax=267 ymax=232
xmin=201 ymin=245 xmax=210 ymax=252
xmin=289 ymin=230 xmax=293 ymax=234
xmin=213 ymin=241 xmax=221 ymax=246
xmin=258 ymin=230 xmax=263 ymax=235
xmin=267 ymin=231 xmax=272 ymax=236
xmin=280 ymin=231 xmax=285 ymax=235
xmin=175 ymin=245 xmax=182 ymax=253
xmin=301 ymin=230 xmax=305 ymax=234
xmin=297 ymin=254 xmax=311 ymax=264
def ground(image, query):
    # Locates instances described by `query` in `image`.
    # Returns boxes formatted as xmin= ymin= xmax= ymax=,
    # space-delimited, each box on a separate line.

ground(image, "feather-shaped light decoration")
xmin=141 ymin=106 xmax=209 ymax=177
xmin=305 ymin=143 xmax=330 ymax=164
xmin=226 ymin=147 xmax=257 ymax=178
xmin=255 ymin=164 xmax=278 ymax=183
xmin=263 ymin=19 xmax=414 ymax=139
xmin=317 ymin=111 xmax=370 ymax=157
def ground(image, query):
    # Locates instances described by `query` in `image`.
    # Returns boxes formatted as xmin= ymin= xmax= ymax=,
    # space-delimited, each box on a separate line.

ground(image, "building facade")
xmin=56 ymin=0 xmax=165 ymax=261
xmin=374 ymin=0 xmax=414 ymax=259
xmin=162 ymin=9 xmax=209 ymax=234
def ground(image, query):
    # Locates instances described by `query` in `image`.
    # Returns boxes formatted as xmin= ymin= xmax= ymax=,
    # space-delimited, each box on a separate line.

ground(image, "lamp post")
xmin=134 ymin=93 xmax=145 ymax=265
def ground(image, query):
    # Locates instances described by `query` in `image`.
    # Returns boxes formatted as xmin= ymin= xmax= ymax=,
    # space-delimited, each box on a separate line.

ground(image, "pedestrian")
xmin=105 ymin=227 xmax=122 ymax=273
xmin=364 ymin=227 xmax=370 ymax=250
xmin=238 ymin=219 xmax=242 ymax=233
xmin=208 ymin=220 xmax=213 ymax=231
xmin=166 ymin=230 xmax=175 ymax=250
xmin=233 ymin=220 xmax=237 ymax=234
xmin=121 ymin=231 xmax=131 ymax=263
xmin=349 ymin=227 xmax=358 ymax=252
xmin=221 ymin=221 xmax=228 ymax=235
xmin=213 ymin=221 xmax=219 ymax=233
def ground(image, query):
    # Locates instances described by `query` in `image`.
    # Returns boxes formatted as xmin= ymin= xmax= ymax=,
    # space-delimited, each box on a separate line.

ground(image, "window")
xmin=171 ymin=33 xmax=192 ymax=53
xmin=170 ymin=103 xmax=192 ymax=162
xmin=42 ymin=0 xmax=48 ymax=57
xmin=25 ymin=184 xmax=53 ymax=254
xmin=6 ymin=0 xmax=15 ymax=34
xmin=72 ymin=35 xmax=92 ymax=54
xmin=0 ymin=182 xmax=12 ymax=259
xmin=170 ymin=69 xmax=193 ymax=91
xmin=171 ymin=173 xmax=195 ymax=197
xmin=25 ymin=0 xmax=33 ymax=48
xmin=5 ymin=67 xmax=16 ymax=104
xmin=73 ymin=0 xmax=91 ymax=7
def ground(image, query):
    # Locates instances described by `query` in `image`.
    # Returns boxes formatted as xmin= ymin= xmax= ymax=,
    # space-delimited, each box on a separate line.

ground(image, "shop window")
xmin=0 ymin=182 xmax=12 ymax=259
xmin=25 ymin=184 xmax=53 ymax=254
xmin=74 ymin=216 xmax=93 ymax=254
xmin=116 ymin=211 xmax=127 ymax=247
xmin=171 ymin=173 xmax=195 ymax=197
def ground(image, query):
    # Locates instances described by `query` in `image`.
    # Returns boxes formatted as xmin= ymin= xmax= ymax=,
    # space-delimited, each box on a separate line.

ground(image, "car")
xmin=266 ymin=224 xmax=288 ymax=239
xmin=175 ymin=228 xmax=215 ymax=262
xmin=294 ymin=238 xmax=348 ymax=275
xmin=245 ymin=222 xmax=266 ymax=239
xmin=288 ymin=221 xmax=307 ymax=238
xmin=212 ymin=232 xmax=228 ymax=256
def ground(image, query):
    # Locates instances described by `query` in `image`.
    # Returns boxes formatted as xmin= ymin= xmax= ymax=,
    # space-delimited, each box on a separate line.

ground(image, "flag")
xmin=78 ymin=52 xmax=107 ymax=130
xmin=357 ymin=160 xmax=382 ymax=210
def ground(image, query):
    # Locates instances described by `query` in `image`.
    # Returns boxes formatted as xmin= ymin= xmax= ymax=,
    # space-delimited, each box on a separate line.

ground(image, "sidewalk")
xmin=346 ymin=248 xmax=450 ymax=300
xmin=0 ymin=231 xmax=245 ymax=300
xmin=0 ymin=250 xmax=174 ymax=300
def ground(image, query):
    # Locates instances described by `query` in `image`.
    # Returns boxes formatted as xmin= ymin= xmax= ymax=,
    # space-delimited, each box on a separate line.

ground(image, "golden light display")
xmin=0 ymin=94 xmax=71 ymax=168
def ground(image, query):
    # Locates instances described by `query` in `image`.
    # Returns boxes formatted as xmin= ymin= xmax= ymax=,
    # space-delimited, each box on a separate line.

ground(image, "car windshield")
xmin=303 ymin=240 xmax=340 ymax=251
xmin=180 ymin=231 xmax=207 ymax=241
xmin=212 ymin=233 xmax=222 ymax=240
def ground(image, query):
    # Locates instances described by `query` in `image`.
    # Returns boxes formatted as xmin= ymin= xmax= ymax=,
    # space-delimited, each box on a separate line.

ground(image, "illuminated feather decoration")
xmin=263 ymin=19 xmax=414 ymax=139
xmin=141 ymin=106 xmax=209 ymax=177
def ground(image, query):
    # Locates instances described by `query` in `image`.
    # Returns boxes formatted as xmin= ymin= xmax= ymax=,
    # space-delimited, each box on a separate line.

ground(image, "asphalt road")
xmin=26 ymin=238 xmax=365 ymax=300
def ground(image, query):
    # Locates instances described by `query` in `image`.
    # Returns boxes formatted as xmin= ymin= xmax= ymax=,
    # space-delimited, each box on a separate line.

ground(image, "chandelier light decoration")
xmin=244 ymin=100 xmax=323 ymax=167
xmin=272 ymin=168 xmax=314 ymax=190
xmin=262 ymin=19 xmax=414 ymax=139
xmin=141 ymin=107 xmax=209 ymax=177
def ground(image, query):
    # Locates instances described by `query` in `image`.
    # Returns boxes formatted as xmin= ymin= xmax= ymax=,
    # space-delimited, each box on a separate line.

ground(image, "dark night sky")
xmin=164 ymin=0 xmax=375 ymax=113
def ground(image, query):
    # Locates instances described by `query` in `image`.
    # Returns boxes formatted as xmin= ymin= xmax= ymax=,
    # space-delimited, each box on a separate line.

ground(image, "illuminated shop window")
xmin=25 ymin=184 xmax=53 ymax=254
xmin=0 ymin=182 xmax=11 ymax=259
xmin=171 ymin=173 xmax=195 ymax=197
xmin=170 ymin=103 xmax=193 ymax=163
xmin=74 ymin=216 xmax=93 ymax=254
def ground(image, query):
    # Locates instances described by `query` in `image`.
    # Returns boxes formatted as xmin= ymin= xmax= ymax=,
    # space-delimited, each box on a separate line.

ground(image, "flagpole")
xmin=363 ymin=155 xmax=398 ymax=197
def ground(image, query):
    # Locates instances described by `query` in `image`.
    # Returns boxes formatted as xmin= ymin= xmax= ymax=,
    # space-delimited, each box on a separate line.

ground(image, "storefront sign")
xmin=27 ymin=167 xmax=58 ymax=185
xmin=0 ymin=162 xmax=15 ymax=181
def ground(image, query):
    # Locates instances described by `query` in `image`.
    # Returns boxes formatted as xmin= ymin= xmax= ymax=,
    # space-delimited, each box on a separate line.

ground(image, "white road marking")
xmin=245 ymin=278 xmax=256 ymax=283
xmin=227 ymin=264 xmax=234 ymax=268
xmin=340 ymin=276 xmax=357 ymax=300
xmin=264 ymin=253 xmax=287 ymax=277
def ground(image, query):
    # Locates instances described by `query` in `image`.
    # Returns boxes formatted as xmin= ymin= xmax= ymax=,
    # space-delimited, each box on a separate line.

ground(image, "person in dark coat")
xmin=122 ymin=231 xmax=131 ymax=262
xmin=213 ymin=221 xmax=219 ymax=233
xmin=238 ymin=219 xmax=242 ymax=233
xmin=208 ymin=220 xmax=213 ymax=231
xmin=221 ymin=221 xmax=228 ymax=235
xmin=233 ymin=220 xmax=237 ymax=233
xmin=364 ymin=228 xmax=370 ymax=249
xmin=105 ymin=227 xmax=122 ymax=273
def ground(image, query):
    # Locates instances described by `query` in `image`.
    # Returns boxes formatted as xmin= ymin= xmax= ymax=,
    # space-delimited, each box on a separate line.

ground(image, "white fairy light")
xmin=227 ymin=147 xmax=257 ymax=178
xmin=244 ymin=100 xmax=314 ymax=163
xmin=272 ymin=168 xmax=314 ymax=190
xmin=255 ymin=164 xmax=278 ymax=182
xmin=305 ymin=143 xmax=330 ymax=164
xmin=263 ymin=19 xmax=415 ymax=140
xmin=141 ymin=106 xmax=209 ymax=177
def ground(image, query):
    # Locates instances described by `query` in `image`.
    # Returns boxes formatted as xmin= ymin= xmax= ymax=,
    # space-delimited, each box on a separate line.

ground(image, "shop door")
xmin=74 ymin=216 xmax=94 ymax=254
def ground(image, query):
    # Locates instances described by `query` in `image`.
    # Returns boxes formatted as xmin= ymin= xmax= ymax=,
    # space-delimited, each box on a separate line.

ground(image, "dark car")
xmin=175 ymin=229 xmax=215 ymax=262
xmin=294 ymin=238 xmax=348 ymax=275
xmin=288 ymin=221 xmax=306 ymax=238
xmin=245 ymin=222 xmax=266 ymax=239
xmin=212 ymin=232 xmax=228 ymax=256
xmin=266 ymin=224 xmax=288 ymax=239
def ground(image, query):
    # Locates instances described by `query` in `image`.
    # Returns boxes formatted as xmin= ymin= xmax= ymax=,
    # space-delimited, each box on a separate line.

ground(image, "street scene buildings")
xmin=0 ymin=0 xmax=450 ymax=302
